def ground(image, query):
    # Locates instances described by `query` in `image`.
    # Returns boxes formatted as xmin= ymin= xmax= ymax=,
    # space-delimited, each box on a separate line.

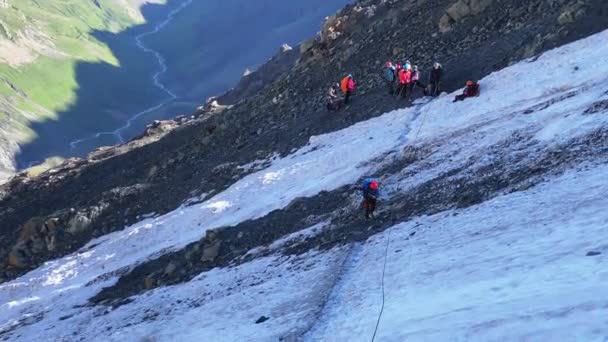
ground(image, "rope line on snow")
xmin=413 ymin=103 xmax=430 ymax=141
xmin=371 ymin=106 xmax=428 ymax=342
xmin=371 ymin=227 xmax=392 ymax=342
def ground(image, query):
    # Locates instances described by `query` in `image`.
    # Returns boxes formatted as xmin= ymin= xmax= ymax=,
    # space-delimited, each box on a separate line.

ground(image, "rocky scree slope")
xmin=0 ymin=0 xmax=607 ymax=283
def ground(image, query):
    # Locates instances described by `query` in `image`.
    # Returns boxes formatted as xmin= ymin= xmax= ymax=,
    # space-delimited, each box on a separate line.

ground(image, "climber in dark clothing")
xmin=453 ymin=80 xmax=480 ymax=102
xmin=360 ymin=178 xmax=380 ymax=219
xmin=428 ymin=62 xmax=443 ymax=97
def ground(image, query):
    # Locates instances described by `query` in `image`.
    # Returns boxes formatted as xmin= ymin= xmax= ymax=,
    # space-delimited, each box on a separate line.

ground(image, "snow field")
xmin=306 ymin=164 xmax=608 ymax=341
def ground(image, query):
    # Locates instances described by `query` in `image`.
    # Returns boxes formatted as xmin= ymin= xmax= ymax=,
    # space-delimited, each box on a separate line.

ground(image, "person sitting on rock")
xmin=428 ymin=62 xmax=443 ymax=96
xmin=341 ymin=74 xmax=356 ymax=104
xmin=360 ymin=178 xmax=380 ymax=219
xmin=453 ymin=80 xmax=480 ymax=102
xmin=326 ymin=83 xmax=343 ymax=111
xmin=410 ymin=65 xmax=426 ymax=97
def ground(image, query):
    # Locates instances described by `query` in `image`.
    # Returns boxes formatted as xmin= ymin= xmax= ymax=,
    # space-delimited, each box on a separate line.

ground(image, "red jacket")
xmin=399 ymin=69 xmax=411 ymax=84
xmin=463 ymin=84 xmax=480 ymax=97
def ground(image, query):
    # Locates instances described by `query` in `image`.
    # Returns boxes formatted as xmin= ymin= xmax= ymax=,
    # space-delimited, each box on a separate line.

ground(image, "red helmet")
xmin=466 ymin=80 xmax=474 ymax=86
xmin=370 ymin=180 xmax=379 ymax=190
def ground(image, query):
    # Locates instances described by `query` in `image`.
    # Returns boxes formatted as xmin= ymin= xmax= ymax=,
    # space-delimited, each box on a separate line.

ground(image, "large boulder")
xmin=439 ymin=0 xmax=494 ymax=32
xmin=7 ymin=248 xmax=28 ymax=268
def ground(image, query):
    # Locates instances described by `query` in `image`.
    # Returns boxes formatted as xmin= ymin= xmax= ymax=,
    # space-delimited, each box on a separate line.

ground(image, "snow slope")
xmin=1 ymin=30 xmax=608 ymax=341
xmin=305 ymin=164 xmax=608 ymax=341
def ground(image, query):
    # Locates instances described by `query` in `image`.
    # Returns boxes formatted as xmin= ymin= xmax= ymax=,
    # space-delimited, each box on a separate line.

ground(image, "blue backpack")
xmin=361 ymin=178 xmax=380 ymax=197
xmin=385 ymin=67 xmax=396 ymax=82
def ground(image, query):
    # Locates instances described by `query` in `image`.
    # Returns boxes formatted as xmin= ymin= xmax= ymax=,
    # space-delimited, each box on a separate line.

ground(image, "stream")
xmin=69 ymin=0 xmax=193 ymax=150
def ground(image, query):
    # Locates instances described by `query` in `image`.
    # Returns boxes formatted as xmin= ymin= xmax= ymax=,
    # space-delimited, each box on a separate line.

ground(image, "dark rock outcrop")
xmin=216 ymin=43 xmax=300 ymax=106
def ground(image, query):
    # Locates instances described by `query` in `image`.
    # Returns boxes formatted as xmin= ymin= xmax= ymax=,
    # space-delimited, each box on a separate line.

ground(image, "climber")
xmin=384 ymin=61 xmax=397 ymax=94
xmin=360 ymin=178 xmax=380 ymax=219
xmin=341 ymin=74 xmax=357 ymax=104
xmin=410 ymin=65 xmax=426 ymax=97
xmin=453 ymin=80 xmax=480 ymax=102
xmin=398 ymin=65 xmax=412 ymax=99
xmin=428 ymin=62 xmax=443 ymax=97
xmin=326 ymin=83 xmax=343 ymax=111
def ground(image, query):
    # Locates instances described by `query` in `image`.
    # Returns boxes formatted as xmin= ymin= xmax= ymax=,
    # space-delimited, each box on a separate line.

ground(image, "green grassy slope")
xmin=0 ymin=0 xmax=171 ymax=173
xmin=0 ymin=1 xmax=131 ymax=114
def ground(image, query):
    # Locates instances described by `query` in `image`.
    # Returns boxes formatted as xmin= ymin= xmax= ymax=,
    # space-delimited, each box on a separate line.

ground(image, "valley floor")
xmin=1 ymin=30 xmax=608 ymax=341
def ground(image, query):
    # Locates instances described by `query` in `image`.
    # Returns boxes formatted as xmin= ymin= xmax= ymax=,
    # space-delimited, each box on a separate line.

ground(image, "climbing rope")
xmin=371 ymin=107 xmax=428 ymax=342
xmin=413 ymin=101 xmax=430 ymax=140
xmin=371 ymin=227 xmax=392 ymax=342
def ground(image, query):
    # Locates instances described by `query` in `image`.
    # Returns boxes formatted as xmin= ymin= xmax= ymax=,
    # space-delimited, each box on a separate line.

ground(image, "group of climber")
xmin=386 ymin=60 xmax=481 ymax=102
xmin=325 ymin=62 xmax=480 ymax=217
xmin=353 ymin=62 xmax=481 ymax=218
xmin=326 ymin=74 xmax=356 ymax=111
xmin=328 ymin=60 xmax=481 ymax=112
xmin=384 ymin=60 xmax=443 ymax=99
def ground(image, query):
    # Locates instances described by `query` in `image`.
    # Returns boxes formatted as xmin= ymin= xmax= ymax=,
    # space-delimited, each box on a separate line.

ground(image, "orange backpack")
xmin=340 ymin=77 xmax=349 ymax=93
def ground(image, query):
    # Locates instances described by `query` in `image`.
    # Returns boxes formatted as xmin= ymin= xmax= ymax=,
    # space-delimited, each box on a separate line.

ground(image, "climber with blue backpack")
xmin=360 ymin=178 xmax=380 ymax=219
xmin=384 ymin=61 xmax=397 ymax=94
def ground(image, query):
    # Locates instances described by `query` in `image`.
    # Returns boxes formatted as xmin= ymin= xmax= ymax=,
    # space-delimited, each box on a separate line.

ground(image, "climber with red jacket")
xmin=453 ymin=80 xmax=480 ymax=102
xmin=360 ymin=178 xmax=380 ymax=219
xmin=341 ymin=74 xmax=356 ymax=104
xmin=398 ymin=65 xmax=412 ymax=99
